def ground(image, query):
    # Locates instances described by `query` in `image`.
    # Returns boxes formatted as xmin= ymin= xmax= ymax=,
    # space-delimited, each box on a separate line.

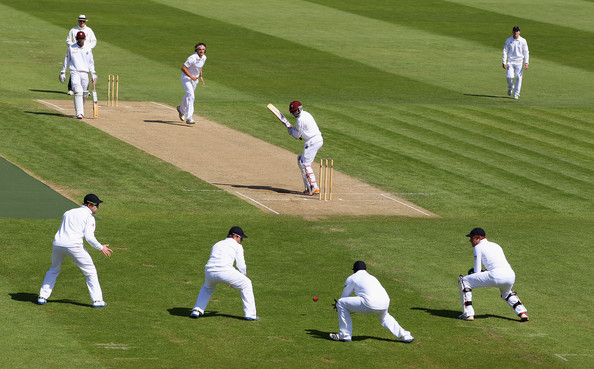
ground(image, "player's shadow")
xmin=144 ymin=120 xmax=192 ymax=127
xmin=305 ymin=329 xmax=398 ymax=342
xmin=167 ymin=307 xmax=244 ymax=320
xmin=9 ymin=292 xmax=90 ymax=307
xmin=464 ymin=93 xmax=513 ymax=99
xmin=212 ymin=183 xmax=301 ymax=195
xmin=24 ymin=111 xmax=70 ymax=118
xmin=412 ymin=307 xmax=517 ymax=321
xmin=29 ymin=89 xmax=68 ymax=95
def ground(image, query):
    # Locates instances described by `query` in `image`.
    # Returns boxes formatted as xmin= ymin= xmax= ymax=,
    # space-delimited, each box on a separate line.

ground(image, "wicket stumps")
xmin=107 ymin=74 xmax=119 ymax=107
xmin=318 ymin=158 xmax=334 ymax=201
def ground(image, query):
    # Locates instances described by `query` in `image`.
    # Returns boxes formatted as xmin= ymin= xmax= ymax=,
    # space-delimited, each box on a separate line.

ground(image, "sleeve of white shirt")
xmin=473 ymin=246 xmax=483 ymax=273
xmin=61 ymin=48 xmax=70 ymax=74
xmin=83 ymin=215 xmax=104 ymax=251
xmin=502 ymin=40 xmax=509 ymax=64
xmin=523 ymin=40 xmax=529 ymax=64
xmin=235 ymin=245 xmax=247 ymax=274
xmin=341 ymin=275 xmax=355 ymax=298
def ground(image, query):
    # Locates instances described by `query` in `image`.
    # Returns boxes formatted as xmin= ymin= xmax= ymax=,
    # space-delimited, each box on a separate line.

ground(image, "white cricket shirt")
xmin=290 ymin=111 xmax=322 ymax=142
xmin=204 ymin=237 xmax=247 ymax=274
xmin=473 ymin=238 xmax=512 ymax=272
xmin=183 ymin=53 xmax=207 ymax=76
xmin=502 ymin=36 xmax=529 ymax=65
xmin=61 ymin=44 xmax=95 ymax=73
xmin=53 ymin=206 xmax=103 ymax=250
xmin=341 ymin=270 xmax=390 ymax=310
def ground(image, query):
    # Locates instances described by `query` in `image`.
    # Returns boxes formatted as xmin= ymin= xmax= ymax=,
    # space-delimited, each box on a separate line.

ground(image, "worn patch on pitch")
xmin=37 ymin=100 xmax=437 ymax=218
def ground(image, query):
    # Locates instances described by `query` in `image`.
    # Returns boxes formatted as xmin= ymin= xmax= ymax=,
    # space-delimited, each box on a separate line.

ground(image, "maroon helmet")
xmin=76 ymin=31 xmax=86 ymax=39
xmin=289 ymin=100 xmax=303 ymax=117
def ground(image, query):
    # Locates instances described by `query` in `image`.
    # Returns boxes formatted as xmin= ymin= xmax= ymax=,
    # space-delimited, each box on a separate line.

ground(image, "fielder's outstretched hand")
xmin=101 ymin=245 xmax=113 ymax=257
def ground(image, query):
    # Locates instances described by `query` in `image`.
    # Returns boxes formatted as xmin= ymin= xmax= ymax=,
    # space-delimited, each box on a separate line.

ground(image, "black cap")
xmin=83 ymin=193 xmax=103 ymax=205
xmin=513 ymin=26 xmax=520 ymax=32
xmin=353 ymin=261 xmax=366 ymax=272
xmin=229 ymin=226 xmax=248 ymax=238
xmin=466 ymin=228 xmax=486 ymax=237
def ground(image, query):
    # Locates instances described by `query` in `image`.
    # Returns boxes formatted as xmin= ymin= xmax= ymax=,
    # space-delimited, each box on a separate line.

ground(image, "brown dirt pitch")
xmin=37 ymin=99 xmax=437 ymax=219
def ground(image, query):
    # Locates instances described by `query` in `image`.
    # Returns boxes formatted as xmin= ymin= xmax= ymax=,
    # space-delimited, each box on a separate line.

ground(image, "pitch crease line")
xmin=380 ymin=193 xmax=432 ymax=216
xmin=151 ymin=102 xmax=176 ymax=110
xmin=36 ymin=99 xmax=65 ymax=110
xmin=234 ymin=192 xmax=280 ymax=215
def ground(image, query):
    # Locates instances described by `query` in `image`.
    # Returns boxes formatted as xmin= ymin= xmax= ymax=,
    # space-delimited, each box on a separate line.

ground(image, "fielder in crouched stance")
xmin=330 ymin=261 xmax=414 ymax=343
xmin=287 ymin=101 xmax=324 ymax=196
xmin=59 ymin=31 xmax=97 ymax=119
xmin=190 ymin=227 xmax=258 ymax=320
xmin=458 ymin=228 xmax=529 ymax=322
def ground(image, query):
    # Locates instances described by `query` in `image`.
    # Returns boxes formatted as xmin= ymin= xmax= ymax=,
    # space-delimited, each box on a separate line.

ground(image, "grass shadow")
xmin=167 ymin=307 xmax=244 ymax=320
xmin=29 ymin=89 xmax=68 ymax=95
xmin=464 ymin=93 xmax=512 ymax=99
xmin=144 ymin=120 xmax=192 ymax=127
xmin=412 ymin=307 xmax=518 ymax=322
xmin=9 ymin=292 xmax=90 ymax=307
xmin=305 ymin=329 xmax=398 ymax=342
xmin=24 ymin=111 xmax=70 ymax=118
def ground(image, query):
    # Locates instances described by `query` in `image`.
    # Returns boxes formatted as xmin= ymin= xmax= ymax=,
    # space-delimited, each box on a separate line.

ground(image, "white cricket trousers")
xmin=180 ymin=74 xmax=198 ymax=120
xmin=462 ymin=268 xmax=527 ymax=316
xmin=336 ymin=296 xmax=410 ymax=340
xmin=506 ymin=63 xmax=524 ymax=97
xmin=193 ymin=269 xmax=257 ymax=319
xmin=39 ymin=245 xmax=103 ymax=302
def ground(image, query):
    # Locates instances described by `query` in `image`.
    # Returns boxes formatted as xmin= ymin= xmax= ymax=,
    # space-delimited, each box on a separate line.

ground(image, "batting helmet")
xmin=76 ymin=31 xmax=86 ymax=39
xmin=289 ymin=100 xmax=302 ymax=117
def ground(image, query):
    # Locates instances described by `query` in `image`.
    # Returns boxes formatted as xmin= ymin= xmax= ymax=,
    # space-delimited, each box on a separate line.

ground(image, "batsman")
xmin=286 ymin=101 xmax=324 ymax=196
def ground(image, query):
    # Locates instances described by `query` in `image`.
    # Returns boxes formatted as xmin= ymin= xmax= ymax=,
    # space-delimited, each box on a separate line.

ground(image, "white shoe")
xmin=186 ymin=118 xmax=195 ymax=124
xmin=190 ymin=308 xmax=201 ymax=319
xmin=76 ymin=114 xmax=83 ymax=119
xmin=67 ymin=90 xmax=74 ymax=95
xmin=37 ymin=296 xmax=47 ymax=305
xmin=458 ymin=313 xmax=474 ymax=321
xmin=513 ymin=95 xmax=519 ymax=100
xmin=520 ymin=313 xmax=529 ymax=322
xmin=402 ymin=335 xmax=414 ymax=343
xmin=92 ymin=301 xmax=107 ymax=308
xmin=176 ymin=106 xmax=185 ymax=121
xmin=329 ymin=333 xmax=352 ymax=342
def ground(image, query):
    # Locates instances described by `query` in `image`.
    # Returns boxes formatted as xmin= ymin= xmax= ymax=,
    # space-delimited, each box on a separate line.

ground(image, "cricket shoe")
xmin=308 ymin=188 xmax=320 ymax=196
xmin=458 ymin=313 xmax=474 ymax=321
xmin=176 ymin=106 xmax=185 ymax=121
xmin=520 ymin=313 xmax=530 ymax=322
xmin=37 ymin=296 xmax=47 ymax=305
xmin=92 ymin=301 xmax=107 ymax=308
xmin=507 ymin=89 xmax=513 ymax=96
xmin=513 ymin=95 xmax=520 ymax=100
xmin=402 ymin=335 xmax=415 ymax=343
xmin=329 ymin=333 xmax=352 ymax=342
xmin=186 ymin=118 xmax=196 ymax=124
xmin=244 ymin=316 xmax=260 ymax=321
xmin=76 ymin=114 xmax=84 ymax=119
xmin=67 ymin=90 xmax=74 ymax=95
xmin=190 ymin=308 xmax=201 ymax=319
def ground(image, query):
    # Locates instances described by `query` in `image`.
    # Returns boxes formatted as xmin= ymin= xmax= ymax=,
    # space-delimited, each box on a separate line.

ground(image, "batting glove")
xmin=92 ymin=74 xmax=98 ymax=83
xmin=59 ymin=73 xmax=66 ymax=83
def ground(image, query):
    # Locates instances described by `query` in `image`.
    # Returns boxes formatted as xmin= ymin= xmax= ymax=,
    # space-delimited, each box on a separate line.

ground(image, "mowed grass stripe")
xmin=323 ymin=104 xmax=592 ymax=210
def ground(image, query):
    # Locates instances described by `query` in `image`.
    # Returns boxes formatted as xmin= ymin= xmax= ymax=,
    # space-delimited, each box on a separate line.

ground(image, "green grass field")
xmin=1 ymin=0 xmax=593 ymax=368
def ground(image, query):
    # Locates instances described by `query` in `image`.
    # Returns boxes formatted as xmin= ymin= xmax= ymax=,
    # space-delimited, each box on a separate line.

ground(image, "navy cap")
xmin=353 ymin=261 xmax=367 ymax=272
xmin=83 ymin=193 xmax=102 ymax=205
xmin=466 ymin=228 xmax=486 ymax=237
xmin=513 ymin=26 xmax=520 ymax=32
xmin=229 ymin=226 xmax=248 ymax=238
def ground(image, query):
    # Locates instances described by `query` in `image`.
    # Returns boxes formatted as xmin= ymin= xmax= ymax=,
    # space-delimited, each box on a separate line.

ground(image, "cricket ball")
xmin=313 ymin=296 xmax=318 ymax=302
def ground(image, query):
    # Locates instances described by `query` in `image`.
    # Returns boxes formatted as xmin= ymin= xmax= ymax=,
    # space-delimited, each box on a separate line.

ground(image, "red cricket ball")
xmin=313 ymin=296 xmax=318 ymax=302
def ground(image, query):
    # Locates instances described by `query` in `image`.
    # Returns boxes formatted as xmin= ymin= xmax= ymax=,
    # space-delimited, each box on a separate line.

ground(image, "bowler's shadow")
xmin=305 ymin=329 xmax=398 ymax=342
xmin=144 ymin=120 xmax=192 ymax=127
xmin=412 ymin=307 xmax=517 ymax=321
xmin=168 ymin=307 xmax=244 ymax=320
xmin=9 ymin=292 xmax=90 ymax=307
xmin=212 ymin=183 xmax=301 ymax=195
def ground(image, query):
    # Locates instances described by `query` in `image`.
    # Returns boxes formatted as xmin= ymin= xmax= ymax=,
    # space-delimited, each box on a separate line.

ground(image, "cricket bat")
xmin=92 ymin=78 xmax=99 ymax=118
xmin=267 ymin=103 xmax=292 ymax=129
